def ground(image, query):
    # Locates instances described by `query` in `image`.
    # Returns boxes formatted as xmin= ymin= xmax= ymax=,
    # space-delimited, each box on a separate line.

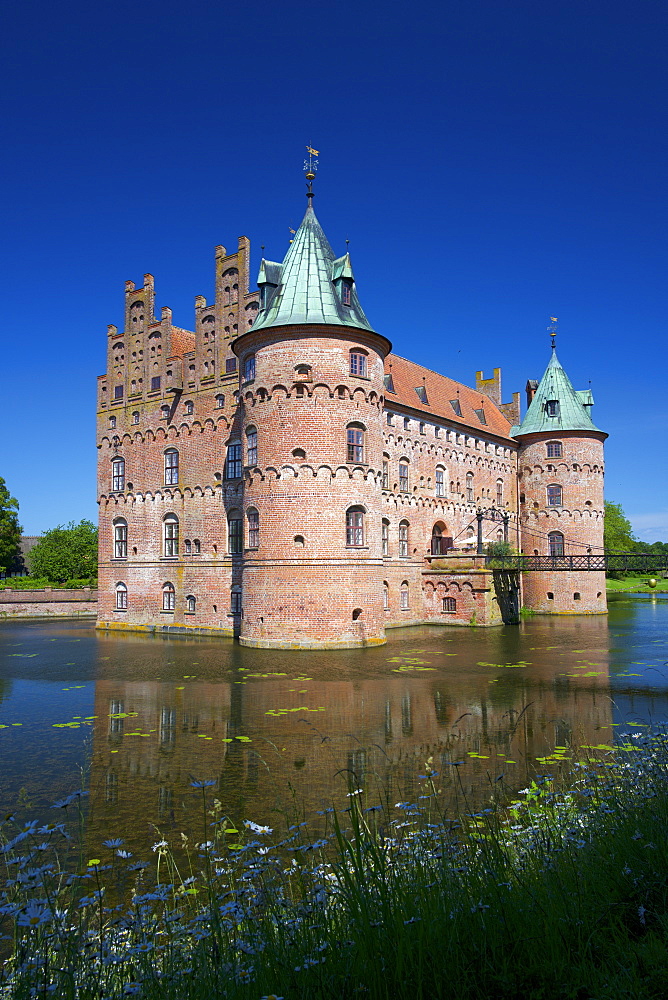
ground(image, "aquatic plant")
xmin=1 ymin=733 xmax=668 ymax=999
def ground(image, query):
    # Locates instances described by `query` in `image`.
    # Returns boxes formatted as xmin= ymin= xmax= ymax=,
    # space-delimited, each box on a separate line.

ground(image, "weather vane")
xmin=548 ymin=316 xmax=558 ymax=349
xmin=304 ymin=145 xmax=319 ymax=197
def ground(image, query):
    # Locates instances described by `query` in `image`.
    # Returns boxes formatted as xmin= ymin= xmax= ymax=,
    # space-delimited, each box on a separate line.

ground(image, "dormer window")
xmin=546 ymin=399 xmax=560 ymax=417
xmin=449 ymin=399 xmax=462 ymax=417
xmin=384 ymin=373 xmax=395 ymax=393
xmin=341 ymin=281 xmax=352 ymax=306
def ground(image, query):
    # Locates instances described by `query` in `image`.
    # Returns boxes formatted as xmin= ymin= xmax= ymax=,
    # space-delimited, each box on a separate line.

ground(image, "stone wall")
xmin=0 ymin=589 xmax=98 ymax=618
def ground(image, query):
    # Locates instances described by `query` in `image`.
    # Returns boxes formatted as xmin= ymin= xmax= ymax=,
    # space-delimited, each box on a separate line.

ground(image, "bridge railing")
xmin=484 ymin=554 xmax=668 ymax=573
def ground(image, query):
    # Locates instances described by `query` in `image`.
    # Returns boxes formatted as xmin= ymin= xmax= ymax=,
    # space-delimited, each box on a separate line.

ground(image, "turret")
xmin=512 ymin=344 xmax=607 ymax=614
xmin=230 ymin=168 xmax=391 ymax=648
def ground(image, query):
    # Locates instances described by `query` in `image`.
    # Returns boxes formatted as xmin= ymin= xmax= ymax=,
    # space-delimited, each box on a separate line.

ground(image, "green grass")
xmin=2 ymin=735 xmax=668 ymax=999
xmin=606 ymin=575 xmax=668 ymax=593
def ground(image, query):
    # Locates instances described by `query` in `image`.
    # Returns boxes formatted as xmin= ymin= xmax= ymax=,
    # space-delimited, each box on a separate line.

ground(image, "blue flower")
xmin=190 ymin=778 xmax=216 ymax=788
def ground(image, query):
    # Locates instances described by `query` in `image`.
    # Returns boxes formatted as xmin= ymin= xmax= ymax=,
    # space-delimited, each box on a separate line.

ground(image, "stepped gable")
xmin=384 ymin=353 xmax=513 ymax=440
xmin=512 ymin=349 xmax=605 ymax=437
xmin=251 ymin=199 xmax=375 ymax=334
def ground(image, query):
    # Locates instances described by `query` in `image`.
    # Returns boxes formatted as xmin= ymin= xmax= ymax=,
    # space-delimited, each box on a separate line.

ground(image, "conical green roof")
xmin=511 ymin=350 xmax=605 ymax=437
xmin=250 ymin=198 xmax=375 ymax=334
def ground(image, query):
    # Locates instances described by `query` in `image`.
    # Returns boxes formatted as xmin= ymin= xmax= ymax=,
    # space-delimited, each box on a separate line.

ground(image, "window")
xmin=242 ymin=425 xmax=258 ymax=466
xmin=400 ymin=583 xmax=409 ymax=609
xmin=113 ymin=519 xmax=127 ymax=559
xmin=548 ymin=531 xmax=565 ymax=556
xmin=341 ymin=281 xmax=352 ymax=306
xmin=132 ymin=411 xmax=139 ymax=425
xmin=547 ymin=441 xmax=562 ymax=458
xmin=546 ymin=399 xmax=560 ymax=417
xmin=350 ymin=351 xmax=367 ymax=377
xmin=346 ymin=507 xmax=364 ymax=546
xmin=164 ymin=516 xmax=179 ymax=557
xmin=111 ymin=458 xmax=125 ymax=492
xmin=114 ymin=385 xmax=124 ymax=400
xmin=184 ymin=539 xmax=192 ymax=554
xmin=115 ymin=583 xmax=127 ymax=610
xmin=399 ymin=520 xmax=409 ymax=558
xmin=466 ymin=472 xmax=474 ymax=502
xmin=226 ymin=358 xmax=237 ymax=374
xmin=162 ymin=583 xmax=175 ymax=611
xmin=449 ymin=398 xmax=462 ymax=417
xmin=225 ymin=442 xmax=242 ymax=479
xmin=546 ymin=484 xmax=563 ymax=507
xmin=164 ymin=449 xmax=179 ymax=486
xmin=496 ymin=479 xmax=503 ymax=506
xmin=109 ymin=416 xmax=116 ymax=429
xmin=399 ymin=462 xmax=409 ymax=492
xmin=228 ymin=514 xmax=242 ymax=554
xmin=383 ymin=583 xmax=389 ymax=610
xmin=186 ymin=595 xmax=196 ymax=613
xmin=243 ymin=355 xmax=256 ymax=381
xmin=231 ymin=587 xmax=242 ymax=614
xmin=215 ymin=394 xmax=225 ymax=409
xmin=386 ymin=412 xmax=394 ymax=425
xmin=382 ymin=519 xmax=389 ymax=556
xmin=442 ymin=597 xmax=456 ymax=613
xmin=419 ymin=422 xmax=425 ymax=434
xmin=161 ymin=405 xmax=170 ymax=420
xmin=346 ymin=424 xmax=365 ymax=463
xmin=193 ymin=538 xmax=200 ymax=554
xmin=435 ymin=467 xmax=445 ymax=496
xmin=151 ymin=376 xmax=161 ymax=391
xmin=247 ymin=508 xmax=259 ymax=548
xmin=382 ymin=459 xmax=389 ymax=489
xmin=185 ymin=400 xmax=193 ymax=415
xmin=574 ymin=592 xmax=581 ymax=601
xmin=403 ymin=416 xmax=410 ymax=430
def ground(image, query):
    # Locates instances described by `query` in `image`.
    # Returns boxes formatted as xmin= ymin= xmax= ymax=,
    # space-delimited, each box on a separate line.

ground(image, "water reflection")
xmin=1 ymin=601 xmax=667 ymax=853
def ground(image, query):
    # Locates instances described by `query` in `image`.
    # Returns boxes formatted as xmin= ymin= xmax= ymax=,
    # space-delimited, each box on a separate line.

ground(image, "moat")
xmin=0 ymin=595 xmax=666 ymax=852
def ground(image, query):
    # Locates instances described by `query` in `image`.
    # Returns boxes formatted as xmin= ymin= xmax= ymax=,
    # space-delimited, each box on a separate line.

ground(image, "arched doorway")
xmin=431 ymin=522 xmax=453 ymax=556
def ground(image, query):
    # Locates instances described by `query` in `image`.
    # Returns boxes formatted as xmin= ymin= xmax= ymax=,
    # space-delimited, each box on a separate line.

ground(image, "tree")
xmin=603 ymin=501 xmax=637 ymax=552
xmin=0 ymin=477 xmax=22 ymax=573
xmin=28 ymin=520 xmax=98 ymax=583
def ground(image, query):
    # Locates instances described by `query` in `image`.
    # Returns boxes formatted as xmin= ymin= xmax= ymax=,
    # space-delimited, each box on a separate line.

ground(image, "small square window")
xmin=151 ymin=376 xmax=161 ymax=391
xmin=226 ymin=358 xmax=237 ymax=373
xmin=114 ymin=385 xmax=123 ymax=400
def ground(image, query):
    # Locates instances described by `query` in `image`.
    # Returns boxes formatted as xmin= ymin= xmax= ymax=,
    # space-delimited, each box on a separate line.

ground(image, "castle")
xmin=96 ymin=180 xmax=607 ymax=648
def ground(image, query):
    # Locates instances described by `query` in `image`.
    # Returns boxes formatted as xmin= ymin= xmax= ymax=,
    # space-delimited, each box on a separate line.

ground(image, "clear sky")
xmin=1 ymin=0 xmax=666 ymax=540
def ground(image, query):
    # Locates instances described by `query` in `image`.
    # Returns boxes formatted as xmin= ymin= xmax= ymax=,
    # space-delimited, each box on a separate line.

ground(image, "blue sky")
xmin=1 ymin=0 xmax=666 ymax=539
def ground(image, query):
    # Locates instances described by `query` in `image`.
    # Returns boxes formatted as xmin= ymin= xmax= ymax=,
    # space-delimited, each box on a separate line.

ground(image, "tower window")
xmin=114 ymin=385 xmax=124 ymax=400
xmin=162 ymin=583 xmax=175 ymax=611
xmin=164 ymin=449 xmax=179 ymax=486
xmin=399 ymin=520 xmax=409 ymax=558
xmin=346 ymin=507 xmax=365 ymax=547
xmin=113 ymin=519 xmax=127 ymax=559
xmin=247 ymin=508 xmax=259 ymax=548
xmin=246 ymin=427 xmax=258 ymax=466
xmin=496 ymin=479 xmax=503 ymax=506
xmin=442 ymin=597 xmax=456 ymax=613
xmin=226 ymin=358 xmax=237 ymax=374
xmin=151 ymin=376 xmax=161 ymax=391
xmin=244 ymin=355 xmax=256 ymax=381
xmin=548 ymin=531 xmax=565 ymax=556
xmin=115 ymin=582 xmax=127 ymax=610
xmin=342 ymin=281 xmax=352 ymax=306
xmin=400 ymin=583 xmax=409 ymax=609
xmin=382 ymin=459 xmax=389 ymax=489
xmin=466 ymin=472 xmax=474 ymax=502
xmin=132 ymin=411 xmax=139 ymax=424
xmin=186 ymin=595 xmax=196 ymax=613
xmin=225 ymin=443 xmax=242 ymax=479
xmin=215 ymin=394 xmax=225 ymax=409
xmin=228 ymin=514 xmax=242 ymax=554
xmin=546 ymin=399 xmax=560 ymax=417
xmin=382 ymin=519 xmax=389 ymax=556
xmin=185 ymin=400 xmax=194 ymax=415
xmin=399 ymin=462 xmax=409 ymax=492
xmin=111 ymin=458 xmax=125 ymax=493
xmin=546 ymin=441 xmax=562 ymax=458
xmin=346 ymin=424 xmax=365 ymax=463
xmin=435 ymin=467 xmax=445 ymax=497
xmin=350 ymin=351 xmax=367 ymax=378
xmin=164 ymin=516 xmax=179 ymax=557
xmin=546 ymin=484 xmax=563 ymax=507
xmin=231 ymin=587 xmax=242 ymax=614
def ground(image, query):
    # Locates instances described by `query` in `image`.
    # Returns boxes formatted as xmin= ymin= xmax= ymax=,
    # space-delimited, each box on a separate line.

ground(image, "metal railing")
xmin=484 ymin=553 xmax=668 ymax=573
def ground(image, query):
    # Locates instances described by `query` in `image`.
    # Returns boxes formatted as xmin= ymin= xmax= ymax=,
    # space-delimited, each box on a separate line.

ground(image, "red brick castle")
xmin=96 ymin=181 xmax=607 ymax=648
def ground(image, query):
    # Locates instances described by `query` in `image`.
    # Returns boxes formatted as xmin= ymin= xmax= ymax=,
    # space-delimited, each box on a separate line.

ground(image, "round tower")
xmin=230 ymin=182 xmax=391 ymax=648
xmin=514 ymin=346 xmax=607 ymax=614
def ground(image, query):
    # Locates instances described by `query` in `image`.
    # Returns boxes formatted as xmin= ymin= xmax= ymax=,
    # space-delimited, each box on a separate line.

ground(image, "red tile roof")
xmin=384 ymin=354 xmax=513 ymax=441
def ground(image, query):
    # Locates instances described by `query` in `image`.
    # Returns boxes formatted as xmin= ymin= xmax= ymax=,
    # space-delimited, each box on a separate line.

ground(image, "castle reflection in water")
xmin=86 ymin=619 xmax=614 ymax=852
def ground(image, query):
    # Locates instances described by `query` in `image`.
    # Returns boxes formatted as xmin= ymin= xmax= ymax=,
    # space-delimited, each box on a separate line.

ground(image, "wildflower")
xmin=127 ymin=861 xmax=150 ymax=871
xmin=638 ymin=904 xmax=646 ymax=926
xmin=123 ymin=984 xmax=142 ymax=995
xmin=17 ymin=902 xmax=51 ymax=927
xmin=190 ymin=778 xmax=217 ymax=788
xmin=260 ymin=995 xmax=284 ymax=999
xmin=245 ymin=821 xmax=272 ymax=835
xmin=152 ymin=840 xmax=168 ymax=852
xmin=116 ymin=850 xmax=133 ymax=859
xmin=103 ymin=838 xmax=124 ymax=848
xmin=347 ymin=789 xmax=363 ymax=797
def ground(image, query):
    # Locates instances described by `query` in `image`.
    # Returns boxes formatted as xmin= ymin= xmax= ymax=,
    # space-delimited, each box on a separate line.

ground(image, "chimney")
xmin=526 ymin=379 xmax=538 ymax=407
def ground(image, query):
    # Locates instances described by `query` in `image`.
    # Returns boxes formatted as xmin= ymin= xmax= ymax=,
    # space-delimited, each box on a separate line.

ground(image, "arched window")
xmin=546 ymin=441 xmax=562 ymax=458
xmin=443 ymin=596 xmax=456 ymax=613
xmin=247 ymin=508 xmax=259 ymax=548
xmin=243 ymin=354 xmax=256 ymax=381
xmin=184 ymin=539 xmax=192 ymax=554
xmin=184 ymin=400 xmax=194 ymax=415
xmin=225 ymin=442 xmax=242 ymax=479
xmin=435 ymin=466 xmax=445 ymax=497
xmin=164 ymin=515 xmax=179 ymax=557
xmin=231 ymin=586 xmax=242 ymax=614
xmin=132 ymin=411 xmax=139 ymax=425
xmin=399 ymin=520 xmax=409 ymax=558
xmin=215 ymin=394 xmax=225 ymax=409
xmin=346 ymin=506 xmax=365 ymax=547
xmin=400 ymin=582 xmax=409 ymax=609
xmin=186 ymin=595 xmax=196 ymax=613
xmin=193 ymin=539 xmax=200 ymax=554
xmin=496 ymin=479 xmax=503 ymax=506
xmin=381 ymin=519 xmax=389 ymax=556
xmin=346 ymin=423 xmax=365 ymax=463
xmin=109 ymin=416 xmax=116 ymax=429
xmin=382 ymin=456 xmax=389 ymax=489
xmin=113 ymin=518 xmax=127 ymax=559
xmin=246 ymin=426 xmax=258 ymax=466
xmin=162 ymin=583 xmax=175 ymax=611
xmin=349 ymin=349 xmax=367 ymax=378
xmin=546 ymin=484 xmax=563 ymax=507
xmin=164 ymin=449 xmax=179 ymax=486
xmin=399 ymin=461 xmax=409 ymax=493
xmin=111 ymin=458 xmax=125 ymax=492
xmin=161 ymin=404 xmax=170 ymax=421
xmin=466 ymin=472 xmax=474 ymax=502
xmin=115 ymin=582 xmax=127 ymax=610
xmin=383 ymin=582 xmax=389 ymax=609
xmin=228 ymin=511 xmax=243 ymax=554
xmin=548 ymin=531 xmax=565 ymax=556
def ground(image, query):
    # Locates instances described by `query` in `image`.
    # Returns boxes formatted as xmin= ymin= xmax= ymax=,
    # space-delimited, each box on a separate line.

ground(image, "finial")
xmin=304 ymin=144 xmax=319 ymax=200
xmin=548 ymin=316 xmax=558 ymax=350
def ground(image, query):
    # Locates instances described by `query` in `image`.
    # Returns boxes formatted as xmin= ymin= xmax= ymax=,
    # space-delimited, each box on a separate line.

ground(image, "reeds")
xmin=1 ymin=731 xmax=668 ymax=999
